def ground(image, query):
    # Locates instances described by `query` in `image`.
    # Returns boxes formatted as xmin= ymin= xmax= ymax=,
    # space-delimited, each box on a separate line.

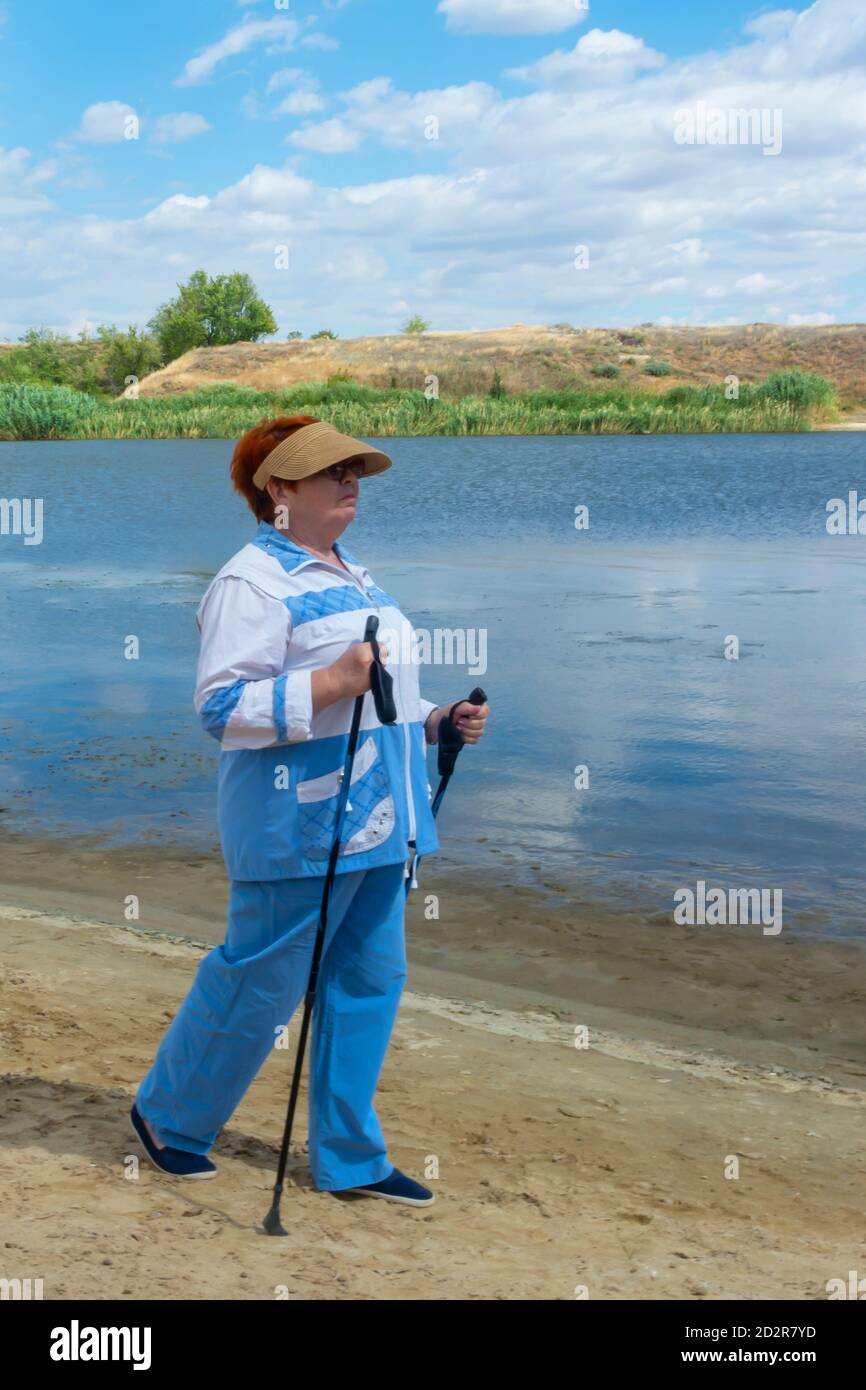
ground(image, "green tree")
xmin=148 ymin=270 xmax=277 ymax=362
xmin=403 ymin=315 xmax=430 ymax=334
xmin=18 ymin=327 xmax=103 ymax=393
xmin=96 ymin=325 xmax=162 ymax=394
xmin=286 ymin=330 xmax=303 ymax=340
xmin=310 ymin=329 xmax=338 ymax=340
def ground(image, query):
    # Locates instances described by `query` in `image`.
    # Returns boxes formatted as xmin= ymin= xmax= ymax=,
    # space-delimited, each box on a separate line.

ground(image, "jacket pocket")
xmin=295 ymin=736 xmax=395 ymax=859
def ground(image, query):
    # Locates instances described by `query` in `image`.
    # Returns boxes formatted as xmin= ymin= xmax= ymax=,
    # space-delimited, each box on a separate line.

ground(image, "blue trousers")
xmin=135 ymin=862 xmax=408 ymax=1191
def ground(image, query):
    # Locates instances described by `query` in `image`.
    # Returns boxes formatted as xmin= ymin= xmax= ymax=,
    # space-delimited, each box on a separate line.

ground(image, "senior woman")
xmin=131 ymin=415 xmax=488 ymax=1206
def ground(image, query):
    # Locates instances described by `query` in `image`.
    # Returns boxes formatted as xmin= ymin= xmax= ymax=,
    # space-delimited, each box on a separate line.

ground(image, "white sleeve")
xmin=194 ymin=575 xmax=313 ymax=751
xmin=419 ymin=696 xmax=439 ymax=743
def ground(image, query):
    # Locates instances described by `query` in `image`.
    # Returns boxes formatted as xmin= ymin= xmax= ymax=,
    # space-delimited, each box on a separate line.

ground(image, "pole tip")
xmin=263 ymin=1210 xmax=288 ymax=1237
xmin=263 ymin=1192 xmax=288 ymax=1237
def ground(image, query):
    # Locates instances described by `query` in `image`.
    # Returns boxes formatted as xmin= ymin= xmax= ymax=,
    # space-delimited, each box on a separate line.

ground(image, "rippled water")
xmin=1 ymin=433 xmax=865 ymax=935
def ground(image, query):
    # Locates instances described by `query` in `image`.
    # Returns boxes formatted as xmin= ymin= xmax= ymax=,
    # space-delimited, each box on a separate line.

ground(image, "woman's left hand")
xmin=430 ymin=700 xmax=492 ymax=745
xmin=448 ymin=698 xmax=489 ymax=746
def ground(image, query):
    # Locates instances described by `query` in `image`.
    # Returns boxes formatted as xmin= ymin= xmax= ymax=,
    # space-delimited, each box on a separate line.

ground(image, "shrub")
xmin=661 ymin=385 xmax=697 ymax=404
xmin=488 ymin=368 xmax=508 ymax=399
xmin=0 ymin=348 xmax=39 ymax=385
xmin=16 ymin=328 xmax=104 ymax=394
xmin=0 ymin=384 xmax=102 ymax=439
xmin=96 ymin=325 xmax=163 ymax=395
xmin=591 ymin=363 xmax=620 ymax=379
xmin=756 ymin=369 xmax=835 ymax=409
xmin=644 ymin=360 xmax=674 ymax=376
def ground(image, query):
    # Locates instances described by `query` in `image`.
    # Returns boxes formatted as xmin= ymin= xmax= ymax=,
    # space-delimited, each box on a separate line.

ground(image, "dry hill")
xmin=135 ymin=323 xmax=866 ymax=406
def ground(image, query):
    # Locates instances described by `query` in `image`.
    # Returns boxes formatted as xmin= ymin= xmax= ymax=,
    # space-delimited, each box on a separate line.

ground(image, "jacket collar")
xmin=253 ymin=520 xmax=367 ymax=578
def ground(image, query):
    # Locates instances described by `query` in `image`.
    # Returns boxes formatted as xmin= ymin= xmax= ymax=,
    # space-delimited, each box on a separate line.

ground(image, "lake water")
xmin=1 ymin=433 xmax=865 ymax=936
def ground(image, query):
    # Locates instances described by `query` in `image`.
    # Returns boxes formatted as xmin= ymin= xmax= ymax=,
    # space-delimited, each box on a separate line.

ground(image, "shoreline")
xmin=2 ymin=832 xmax=864 ymax=1299
xmin=2 ymin=830 xmax=864 ymax=1080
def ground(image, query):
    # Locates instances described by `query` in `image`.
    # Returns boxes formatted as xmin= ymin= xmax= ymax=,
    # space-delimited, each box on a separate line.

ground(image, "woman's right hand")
xmin=311 ymin=639 xmax=389 ymax=713
xmin=331 ymin=639 xmax=389 ymax=698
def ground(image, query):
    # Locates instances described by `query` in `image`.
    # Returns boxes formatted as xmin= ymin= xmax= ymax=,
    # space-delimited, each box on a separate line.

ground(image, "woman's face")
xmin=269 ymin=456 xmax=364 ymax=537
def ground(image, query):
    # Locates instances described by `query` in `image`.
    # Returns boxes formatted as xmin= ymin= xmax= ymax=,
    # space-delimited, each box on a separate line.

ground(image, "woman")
xmin=131 ymin=415 xmax=489 ymax=1206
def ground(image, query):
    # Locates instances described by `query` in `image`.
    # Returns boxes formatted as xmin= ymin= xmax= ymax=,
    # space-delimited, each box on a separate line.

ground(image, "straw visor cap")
xmin=252 ymin=421 xmax=393 ymax=489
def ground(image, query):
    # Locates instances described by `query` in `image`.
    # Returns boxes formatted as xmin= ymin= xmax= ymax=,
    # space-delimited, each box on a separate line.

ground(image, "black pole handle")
xmin=364 ymin=614 xmax=398 ymax=724
xmin=437 ymin=685 xmax=487 ymax=778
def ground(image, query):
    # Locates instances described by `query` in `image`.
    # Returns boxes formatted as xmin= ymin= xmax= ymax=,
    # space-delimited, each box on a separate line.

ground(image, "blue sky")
xmin=1 ymin=0 xmax=864 ymax=339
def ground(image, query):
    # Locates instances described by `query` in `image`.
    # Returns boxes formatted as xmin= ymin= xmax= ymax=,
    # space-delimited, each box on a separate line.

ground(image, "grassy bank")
xmin=0 ymin=371 xmax=838 ymax=440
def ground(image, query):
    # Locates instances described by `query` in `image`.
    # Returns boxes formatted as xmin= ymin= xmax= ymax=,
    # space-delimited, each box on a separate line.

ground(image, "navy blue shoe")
xmin=342 ymin=1167 xmax=435 ymax=1206
xmin=130 ymin=1103 xmax=217 ymax=1180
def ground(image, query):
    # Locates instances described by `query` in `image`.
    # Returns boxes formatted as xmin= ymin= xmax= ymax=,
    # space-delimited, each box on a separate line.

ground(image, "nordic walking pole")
xmin=405 ymin=685 xmax=487 ymax=895
xmin=263 ymin=614 xmax=396 ymax=1236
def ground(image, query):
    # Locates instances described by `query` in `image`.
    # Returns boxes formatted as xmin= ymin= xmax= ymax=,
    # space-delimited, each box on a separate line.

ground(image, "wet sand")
xmin=1 ymin=832 xmax=864 ymax=1300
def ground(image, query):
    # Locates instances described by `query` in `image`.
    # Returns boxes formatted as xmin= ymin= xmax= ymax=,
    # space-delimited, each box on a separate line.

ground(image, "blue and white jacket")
xmin=194 ymin=520 xmax=440 ymax=881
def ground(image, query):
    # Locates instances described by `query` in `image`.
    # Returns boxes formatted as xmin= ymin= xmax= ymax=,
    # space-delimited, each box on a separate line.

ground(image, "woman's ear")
xmin=268 ymin=478 xmax=297 ymax=531
xmin=266 ymin=478 xmax=296 ymax=505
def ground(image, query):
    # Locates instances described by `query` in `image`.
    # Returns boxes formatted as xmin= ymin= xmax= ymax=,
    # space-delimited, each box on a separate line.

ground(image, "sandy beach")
xmin=1 ymin=831 xmax=864 ymax=1301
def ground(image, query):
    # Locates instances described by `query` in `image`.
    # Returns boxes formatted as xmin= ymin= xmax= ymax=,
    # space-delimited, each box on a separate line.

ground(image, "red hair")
xmin=230 ymin=415 xmax=320 ymax=522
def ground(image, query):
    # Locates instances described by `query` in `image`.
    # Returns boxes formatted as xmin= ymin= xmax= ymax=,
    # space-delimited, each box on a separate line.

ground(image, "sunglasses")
xmin=321 ymin=460 xmax=366 ymax=482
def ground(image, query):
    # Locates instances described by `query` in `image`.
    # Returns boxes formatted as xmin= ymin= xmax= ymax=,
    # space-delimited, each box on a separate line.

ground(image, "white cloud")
xmin=743 ymin=10 xmax=797 ymax=41
xmin=758 ymin=0 xmax=866 ymax=75
xmin=267 ymin=69 xmax=326 ymax=115
xmin=668 ymin=238 xmax=709 ymax=265
xmin=288 ymin=77 xmax=498 ymax=153
xmin=0 ymin=145 xmax=56 ymax=216
xmin=267 ymin=67 xmax=304 ymax=94
xmin=438 ymin=0 xmax=588 ymax=36
xmin=75 ymin=102 xmax=139 ymax=143
xmin=212 ymin=164 xmax=314 ymax=212
xmin=787 ymin=310 xmax=836 ymax=324
xmin=736 ymin=273 xmax=780 ymax=293
xmin=5 ymin=0 xmax=866 ymax=340
xmin=288 ymin=117 xmax=360 ymax=153
xmin=509 ymin=28 xmax=664 ymax=85
xmin=151 ymin=113 xmax=212 ymax=144
xmin=140 ymin=193 xmax=211 ymax=230
xmin=176 ymin=17 xmax=300 ymax=86
xmin=301 ymin=33 xmax=340 ymax=51
xmin=277 ymin=89 xmax=327 ymax=116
